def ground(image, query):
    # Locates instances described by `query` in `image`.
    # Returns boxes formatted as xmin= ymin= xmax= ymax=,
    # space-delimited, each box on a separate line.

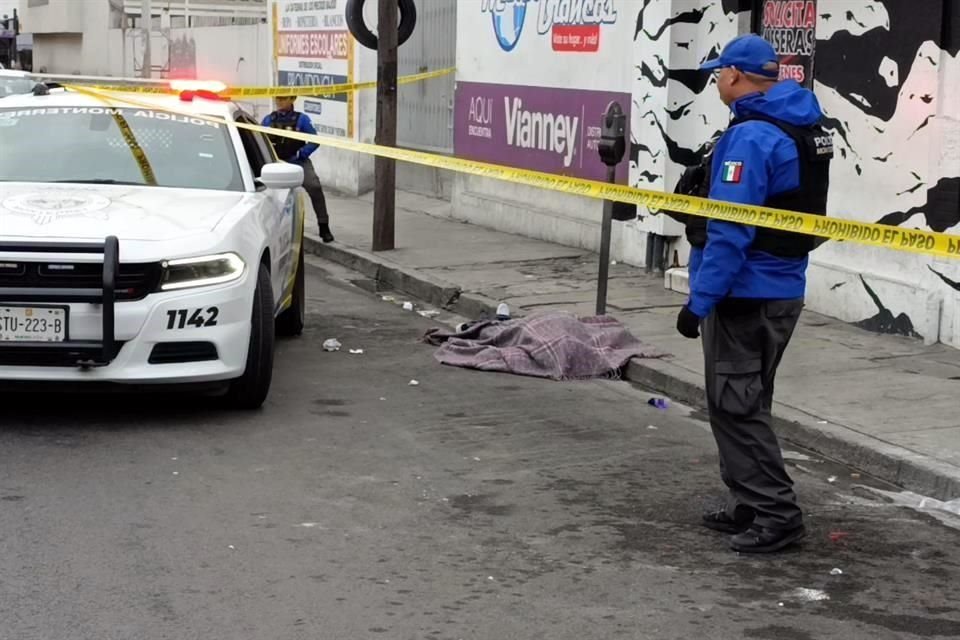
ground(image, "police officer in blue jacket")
xmin=263 ymin=96 xmax=334 ymax=243
xmin=676 ymin=35 xmax=833 ymax=553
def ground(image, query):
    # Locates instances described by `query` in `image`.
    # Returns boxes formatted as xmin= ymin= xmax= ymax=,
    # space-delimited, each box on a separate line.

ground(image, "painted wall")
xmin=627 ymin=0 xmax=960 ymax=347
xmin=628 ymin=0 xmax=747 ymax=263
xmin=805 ymin=0 xmax=960 ymax=346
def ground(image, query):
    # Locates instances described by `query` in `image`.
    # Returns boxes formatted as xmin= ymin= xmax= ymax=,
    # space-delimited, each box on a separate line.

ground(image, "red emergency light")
xmin=170 ymin=80 xmax=229 ymax=102
xmin=170 ymin=80 xmax=227 ymax=94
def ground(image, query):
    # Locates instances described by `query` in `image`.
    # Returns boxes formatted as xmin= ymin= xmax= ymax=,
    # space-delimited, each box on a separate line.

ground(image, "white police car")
xmin=0 ymin=82 xmax=308 ymax=408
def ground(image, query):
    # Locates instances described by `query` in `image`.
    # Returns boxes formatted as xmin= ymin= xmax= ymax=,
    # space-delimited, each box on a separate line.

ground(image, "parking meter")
xmin=595 ymin=101 xmax=630 ymax=315
xmin=598 ymin=102 xmax=626 ymax=169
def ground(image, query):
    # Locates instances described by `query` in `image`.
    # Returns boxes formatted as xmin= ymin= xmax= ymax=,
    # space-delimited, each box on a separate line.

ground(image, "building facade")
xmin=449 ymin=0 xmax=960 ymax=348
xmin=18 ymin=0 xmax=266 ymax=74
xmin=16 ymin=0 xmax=960 ymax=346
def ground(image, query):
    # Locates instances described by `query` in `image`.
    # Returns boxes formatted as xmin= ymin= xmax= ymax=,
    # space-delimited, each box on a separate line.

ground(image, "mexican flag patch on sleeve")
xmin=721 ymin=161 xmax=743 ymax=183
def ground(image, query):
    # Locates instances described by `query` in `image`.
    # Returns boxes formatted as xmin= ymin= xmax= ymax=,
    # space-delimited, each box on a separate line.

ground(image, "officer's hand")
xmin=676 ymin=306 xmax=701 ymax=339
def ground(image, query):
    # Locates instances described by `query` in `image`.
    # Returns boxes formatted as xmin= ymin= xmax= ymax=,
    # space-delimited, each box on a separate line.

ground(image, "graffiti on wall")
xmin=631 ymin=0 xmax=742 ymax=190
xmin=630 ymin=0 xmax=960 ymax=341
xmin=813 ymin=0 xmax=959 ymax=339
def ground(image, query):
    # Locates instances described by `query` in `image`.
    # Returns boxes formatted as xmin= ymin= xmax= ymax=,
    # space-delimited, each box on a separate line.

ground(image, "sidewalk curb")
xmin=306 ymin=234 xmax=960 ymax=501
xmin=625 ymin=359 xmax=960 ymax=501
xmin=304 ymin=235 xmax=502 ymax=319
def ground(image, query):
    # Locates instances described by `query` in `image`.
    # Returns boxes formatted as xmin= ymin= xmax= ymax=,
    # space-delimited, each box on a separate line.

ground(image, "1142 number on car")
xmin=166 ymin=307 xmax=219 ymax=330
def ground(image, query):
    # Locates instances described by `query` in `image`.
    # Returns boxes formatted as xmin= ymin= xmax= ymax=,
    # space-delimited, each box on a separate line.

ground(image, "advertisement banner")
xmin=456 ymin=0 xmax=632 ymax=183
xmin=274 ymin=0 xmax=354 ymax=138
xmin=758 ymin=0 xmax=817 ymax=87
xmin=455 ymin=81 xmax=630 ymax=183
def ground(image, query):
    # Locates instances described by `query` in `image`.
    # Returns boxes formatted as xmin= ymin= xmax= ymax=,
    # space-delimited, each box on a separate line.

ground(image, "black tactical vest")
xmin=680 ymin=115 xmax=833 ymax=258
xmin=266 ymin=110 xmax=307 ymax=161
xmin=669 ymin=140 xmax=715 ymax=248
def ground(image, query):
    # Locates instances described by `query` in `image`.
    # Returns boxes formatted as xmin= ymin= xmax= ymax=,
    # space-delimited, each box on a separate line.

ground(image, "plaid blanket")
xmin=423 ymin=312 xmax=665 ymax=381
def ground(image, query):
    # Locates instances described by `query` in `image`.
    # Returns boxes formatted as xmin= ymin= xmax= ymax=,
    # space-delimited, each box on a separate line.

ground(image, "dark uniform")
xmin=678 ymin=37 xmax=833 ymax=553
xmin=262 ymin=108 xmax=332 ymax=240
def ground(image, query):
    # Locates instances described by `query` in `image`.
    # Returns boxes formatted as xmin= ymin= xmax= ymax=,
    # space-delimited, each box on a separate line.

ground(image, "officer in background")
xmin=675 ymin=35 xmax=833 ymax=553
xmin=263 ymin=96 xmax=334 ymax=243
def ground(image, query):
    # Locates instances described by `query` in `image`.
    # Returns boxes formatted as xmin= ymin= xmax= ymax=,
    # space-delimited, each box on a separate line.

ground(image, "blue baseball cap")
xmin=699 ymin=34 xmax=780 ymax=78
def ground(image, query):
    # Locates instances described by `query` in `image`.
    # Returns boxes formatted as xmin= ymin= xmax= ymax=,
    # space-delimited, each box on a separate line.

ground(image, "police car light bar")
xmin=169 ymin=80 xmax=227 ymax=94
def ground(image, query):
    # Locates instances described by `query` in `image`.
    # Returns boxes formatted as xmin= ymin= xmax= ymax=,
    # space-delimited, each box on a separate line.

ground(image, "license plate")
xmin=0 ymin=306 xmax=68 ymax=343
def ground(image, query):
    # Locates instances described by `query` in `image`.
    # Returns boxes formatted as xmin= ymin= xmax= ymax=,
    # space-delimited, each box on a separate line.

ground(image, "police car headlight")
xmin=159 ymin=253 xmax=245 ymax=291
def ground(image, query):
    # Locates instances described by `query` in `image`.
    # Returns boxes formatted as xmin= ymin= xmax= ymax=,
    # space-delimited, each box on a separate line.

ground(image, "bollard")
xmin=595 ymin=101 xmax=628 ymax=316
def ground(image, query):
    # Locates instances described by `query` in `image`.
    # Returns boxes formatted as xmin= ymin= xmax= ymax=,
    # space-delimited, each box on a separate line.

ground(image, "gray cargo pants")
xmin=702 ymin=298 xmax=804 ymax=530
xmin=301 ymin=160 xmax=329 ymax=225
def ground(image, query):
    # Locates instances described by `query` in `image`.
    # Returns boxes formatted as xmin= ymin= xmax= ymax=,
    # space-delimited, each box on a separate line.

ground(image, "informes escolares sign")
xmin=272 ymin=0 xmax=355 ymax=139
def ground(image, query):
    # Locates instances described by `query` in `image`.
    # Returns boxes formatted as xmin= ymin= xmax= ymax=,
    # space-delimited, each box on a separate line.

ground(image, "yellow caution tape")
xmin=110 ymin=111 xmax=158 ymax=186
xmin=70 ymin=85 xmax=960 ymax=261
xmin=69 ymin=67 xmax=455 ymax=99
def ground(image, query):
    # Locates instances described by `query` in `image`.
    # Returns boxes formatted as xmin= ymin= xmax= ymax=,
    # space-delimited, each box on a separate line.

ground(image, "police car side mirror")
xmin=259 ymin=163 xmax=303 ymax=190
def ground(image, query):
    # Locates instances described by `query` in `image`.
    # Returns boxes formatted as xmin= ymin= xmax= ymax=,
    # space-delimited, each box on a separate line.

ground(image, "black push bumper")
xmin=0 ymin=236 xmax=120 ymax=367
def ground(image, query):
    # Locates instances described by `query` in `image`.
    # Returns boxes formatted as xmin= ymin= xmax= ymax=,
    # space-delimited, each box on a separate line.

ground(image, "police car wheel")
xmin=226 ymin=263 xmax=275 ymax=410
xmin=276 ymin=243 xmax=305 ymax=337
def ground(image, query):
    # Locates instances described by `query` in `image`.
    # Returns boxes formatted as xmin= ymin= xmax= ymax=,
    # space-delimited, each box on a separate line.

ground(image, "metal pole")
xmin=596 ymin=163 xmax=617 ymax=316
xmin=141 ymin=0 xmax=152 ymax=78
xmin=594 ymin=101 xmax=626 ymax=316
xmin=372 ymin=0 xmax=398 ymax=252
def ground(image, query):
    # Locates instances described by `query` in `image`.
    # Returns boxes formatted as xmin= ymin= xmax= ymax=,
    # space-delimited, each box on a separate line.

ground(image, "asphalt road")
xmin=2 ymin=260 xmax=960 ymax=640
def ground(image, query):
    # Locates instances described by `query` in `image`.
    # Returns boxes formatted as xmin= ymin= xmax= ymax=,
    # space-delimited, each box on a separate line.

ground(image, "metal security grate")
xmin=397 ymin=0 xmax=456 ymax=153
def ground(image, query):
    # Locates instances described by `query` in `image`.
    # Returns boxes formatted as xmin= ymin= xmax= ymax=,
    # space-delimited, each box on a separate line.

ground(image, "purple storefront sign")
xmin=454 ymin=81 xmax=631 ymax=184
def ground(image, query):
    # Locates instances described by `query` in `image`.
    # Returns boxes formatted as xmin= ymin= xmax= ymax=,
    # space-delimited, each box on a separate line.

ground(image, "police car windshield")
xmin=0 ymin=106 xmax=243 ymax=191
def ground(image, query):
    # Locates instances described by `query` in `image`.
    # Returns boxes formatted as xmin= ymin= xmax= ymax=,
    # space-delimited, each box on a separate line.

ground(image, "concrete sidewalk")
xmin=306 ymin=190 xmax=960 ymax=500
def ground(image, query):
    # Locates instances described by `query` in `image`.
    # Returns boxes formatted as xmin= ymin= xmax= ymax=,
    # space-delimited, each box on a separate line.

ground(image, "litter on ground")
xmin=788 ymin=588 xmax=830 ymax=602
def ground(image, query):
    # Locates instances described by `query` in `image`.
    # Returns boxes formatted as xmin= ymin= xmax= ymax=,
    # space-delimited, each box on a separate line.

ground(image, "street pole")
xmin=141 ymin=0 xmax=151 ymax=79
xmin=595 ymin=101 xmax=627 ymax=316
xmin=372 ymin=0 xmax=398 ymax=252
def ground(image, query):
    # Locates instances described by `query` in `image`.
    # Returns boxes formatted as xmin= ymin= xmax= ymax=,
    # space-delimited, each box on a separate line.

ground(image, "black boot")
xmin=730 ymin=524 xmax=806 ymax=553
xmin=318 ymin=223 xmax=335 ymax=243
xmin=702 ymin=508 xmax=753 ymax=534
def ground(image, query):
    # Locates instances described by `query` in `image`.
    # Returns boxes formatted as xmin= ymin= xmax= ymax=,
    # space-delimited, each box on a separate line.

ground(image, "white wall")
xmin=20 ymin=0 xmax=112 ymax=74
xmin=33 ymin=32 xmax=80 ymax=73
xmin=0 ymin=0 xmax=17 ymax=21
